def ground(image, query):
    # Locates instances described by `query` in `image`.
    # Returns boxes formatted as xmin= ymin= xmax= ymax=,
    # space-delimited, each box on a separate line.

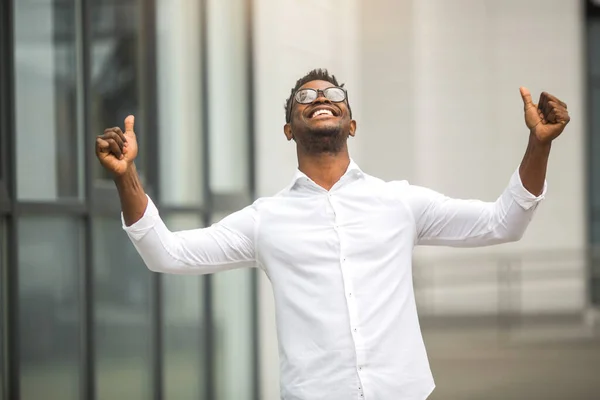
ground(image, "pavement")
xmin=422 ymin=317 xmax=600 ymax=400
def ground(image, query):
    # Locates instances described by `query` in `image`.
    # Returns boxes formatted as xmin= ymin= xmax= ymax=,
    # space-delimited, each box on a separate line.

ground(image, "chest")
xmin=256 ymin=191 xmax=415 ymax=268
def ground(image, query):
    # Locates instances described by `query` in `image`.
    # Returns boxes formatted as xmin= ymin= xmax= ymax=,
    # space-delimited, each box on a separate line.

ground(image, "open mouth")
xmin=308 ymin=106 xmax=339 ymax=119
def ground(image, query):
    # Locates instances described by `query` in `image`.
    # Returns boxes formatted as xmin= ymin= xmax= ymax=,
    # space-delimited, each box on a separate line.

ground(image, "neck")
xmin=297 ymin=147 xmax=351 ymax=191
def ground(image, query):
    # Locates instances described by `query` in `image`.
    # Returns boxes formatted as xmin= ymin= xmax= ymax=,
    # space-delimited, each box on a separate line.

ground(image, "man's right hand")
xmin=96 ymin=115 xmax=138 ymax=177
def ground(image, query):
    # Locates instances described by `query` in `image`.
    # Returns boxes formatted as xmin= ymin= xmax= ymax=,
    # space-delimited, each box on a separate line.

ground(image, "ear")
xmin=284 ymin=123 xmax=294 ymax=141
xmin=349 ymin=120 xmax=357 ymax=138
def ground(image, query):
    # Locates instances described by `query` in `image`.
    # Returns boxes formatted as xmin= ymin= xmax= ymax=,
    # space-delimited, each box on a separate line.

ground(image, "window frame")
xmin=0 ymin=0 xmax=17 ymax=398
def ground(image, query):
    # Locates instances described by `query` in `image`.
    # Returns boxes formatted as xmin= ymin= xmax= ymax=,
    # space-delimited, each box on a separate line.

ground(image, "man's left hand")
xmin=520 ymin=87 xmax=570 ymax=144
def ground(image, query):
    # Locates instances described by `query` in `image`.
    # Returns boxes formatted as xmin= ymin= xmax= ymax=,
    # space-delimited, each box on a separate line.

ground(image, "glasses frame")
xmin=287 ymin=86 xmax=350 ymax=121
xmin=294 ymin=87 xmax=347 ymax=104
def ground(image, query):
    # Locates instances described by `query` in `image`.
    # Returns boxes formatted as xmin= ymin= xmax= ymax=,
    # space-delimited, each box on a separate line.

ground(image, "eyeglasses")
xmin=294 ymin=87 xmax=347 ymax=104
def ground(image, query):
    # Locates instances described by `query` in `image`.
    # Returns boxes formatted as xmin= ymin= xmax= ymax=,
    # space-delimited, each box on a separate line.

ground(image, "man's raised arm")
xmin=402 ymin=88 xmax=570 ymax=247
xmin=95 ymin=115 xmax=257 ymax=274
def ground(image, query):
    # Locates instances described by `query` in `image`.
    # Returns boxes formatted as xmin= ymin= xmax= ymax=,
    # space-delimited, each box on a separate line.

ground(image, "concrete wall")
xmin=360 ymin=0 xmax=586 ymax=316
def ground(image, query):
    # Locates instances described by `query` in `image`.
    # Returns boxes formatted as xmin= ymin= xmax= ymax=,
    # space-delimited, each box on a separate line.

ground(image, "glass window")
xmin=90 ymin=0 xmax=147 ymax=182
xmin=211 ymin=213 xmax=255 ymax=399
xmin=589 ymin=87 xmax=600 ymax=243
xmin=0 ymin=0 xmax=4 ymax=186
xmin=13 ymin=0 xmax=82 ymax=201
xmin=93 ymin=218 xmax=152 ymax=400
xmin=0 ymin=219 xmax=4 ymax=400
xmin=18 ymin=217 xmax=82 ymax=400
xmin=590 ymin=20 xmax=600 ymax=78
xmin=162 ymin=214 xmax=206 ymax=399
xmin=590 ymin=21 xmax=600 ymax=306
xmin=0 ymin=66 xmax=4 ymax=183
xmin=207 ymin=0 xmax=250 ymax=194
xmin=156 ymin=0 xmax=204 ymax=206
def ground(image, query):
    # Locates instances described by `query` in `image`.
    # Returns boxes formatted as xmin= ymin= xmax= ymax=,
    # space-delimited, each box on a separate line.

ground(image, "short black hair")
xmin=284 ymin=68 xmax=352 ymax=123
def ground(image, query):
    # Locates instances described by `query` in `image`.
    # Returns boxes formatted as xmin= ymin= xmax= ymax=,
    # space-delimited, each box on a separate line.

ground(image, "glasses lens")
xmin=295 ymin=89 xmax=317 ymax=104
xmin=325 ymin=87 xmax=346 ymax=102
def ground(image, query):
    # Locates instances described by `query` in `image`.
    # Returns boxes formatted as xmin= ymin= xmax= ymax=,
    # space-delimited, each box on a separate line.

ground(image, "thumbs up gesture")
xmin=96 ymin=115 xmax=139 ymax=177
xmin=520 ymin=87 xmax=570 ymax=144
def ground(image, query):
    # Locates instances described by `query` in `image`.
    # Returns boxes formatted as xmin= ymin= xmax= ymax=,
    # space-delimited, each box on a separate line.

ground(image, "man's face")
xmin=284 ymin=80 xmax=356 ymax=154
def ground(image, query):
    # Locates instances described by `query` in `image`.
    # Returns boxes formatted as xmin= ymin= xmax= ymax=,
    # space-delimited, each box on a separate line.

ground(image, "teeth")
xmin=311 ymin=109 xmax=333 ymax=118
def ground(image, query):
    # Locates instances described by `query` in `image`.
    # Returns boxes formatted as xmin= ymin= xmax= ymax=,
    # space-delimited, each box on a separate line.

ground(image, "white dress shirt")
xmin=123 ymin=160 xmax=545 ymax=400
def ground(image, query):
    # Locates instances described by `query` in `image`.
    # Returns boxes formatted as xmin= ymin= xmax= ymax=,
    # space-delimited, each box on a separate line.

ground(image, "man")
xmin=96 ymin=69 xmax=570 ymax=400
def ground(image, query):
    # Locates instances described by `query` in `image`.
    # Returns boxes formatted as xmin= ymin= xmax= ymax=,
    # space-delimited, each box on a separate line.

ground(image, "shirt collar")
xmin=288 ymin=159 xmax=365 ymax=191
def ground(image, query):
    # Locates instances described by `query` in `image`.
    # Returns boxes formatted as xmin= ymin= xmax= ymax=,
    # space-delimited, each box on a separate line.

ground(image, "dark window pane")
xmin=91 ymin=0 xmax=146 ymax=182
xmin=162 ymin=214 xmax=206 ymax=399
xmin=0 ymin=219 xmax=4 ymax=400
xmin=593 ymin=89 xmax=600 ymax=305
xmin=590 ymin=22 xmax=600 ymax=306
xmin=590 ymin=20 xmax=600 ymax=78
xmin=18 ymin=217 xmax=81 ymax=400
xmin=93 ymin=217 xmax=152 ymax=400
xmin=0 ymin=0 xmax=4 ymax=185
xmin=590 ymin=87 xmax=600 ymax=245
xmin=13 ymin=0 xmax=82 ymax=201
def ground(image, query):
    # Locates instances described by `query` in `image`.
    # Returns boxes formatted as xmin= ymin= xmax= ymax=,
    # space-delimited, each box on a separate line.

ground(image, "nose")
xmin=312 ymin=90 xmax=331 ymax=104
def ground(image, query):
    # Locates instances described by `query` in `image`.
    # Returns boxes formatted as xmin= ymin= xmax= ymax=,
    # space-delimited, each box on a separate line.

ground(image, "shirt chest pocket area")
xmin=259 ymin=198 xmax=342 ymax=267
xmin=259 ymin=195 xmax=412 ymax=268
xmin=334 ymin=196 xmax=414 ymax=259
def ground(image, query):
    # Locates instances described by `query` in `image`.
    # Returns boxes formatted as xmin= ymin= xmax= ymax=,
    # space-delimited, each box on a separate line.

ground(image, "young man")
xmin=96 ymin=69 xmax=570 ymax=400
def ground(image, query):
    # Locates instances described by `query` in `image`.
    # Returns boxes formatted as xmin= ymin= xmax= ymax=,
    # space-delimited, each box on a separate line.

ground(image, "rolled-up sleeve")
xmin=122 ymin=195 xmax=258 ymax=274
xmin=402 ymin=169 xmax=546 ymax=247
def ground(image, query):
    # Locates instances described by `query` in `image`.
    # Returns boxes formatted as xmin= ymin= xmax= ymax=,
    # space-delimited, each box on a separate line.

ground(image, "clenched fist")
xmin=96 ymin=115 xmax=138 ymax=177
xmin=520 ymin=87 xmax=570 ymax=144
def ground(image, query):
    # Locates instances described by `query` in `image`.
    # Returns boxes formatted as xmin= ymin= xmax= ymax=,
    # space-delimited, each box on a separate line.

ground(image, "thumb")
xmin=519 ymin=87 xmax=534 ymax=110
xmin=124 ymin=115 xmax=135 ymax=133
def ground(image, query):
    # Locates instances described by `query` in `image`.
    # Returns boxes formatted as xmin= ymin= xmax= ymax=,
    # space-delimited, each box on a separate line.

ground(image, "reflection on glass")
xmin=14 ymin=0 xmax=82 ymax=201
xmin=18 ymin=217 xmax=81 ymax=400
xmin=157 ymin=0 xmax=204 ymax=206
xmin=162 ymin=214 xmax=206 ymax=399
xmin=211 ymin=214 xmax=255 ymax=399
xmin=93 ymin=218 xmax=151 ymax=400
xmin=207 ymin=0 xmax=250 ymax=194
xmin=91 ymin=0 xmax=145 ymax=181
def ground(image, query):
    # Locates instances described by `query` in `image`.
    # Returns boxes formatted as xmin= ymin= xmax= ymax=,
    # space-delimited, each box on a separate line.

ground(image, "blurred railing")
xmin=412 ymin=247 xmax=600 ymax=336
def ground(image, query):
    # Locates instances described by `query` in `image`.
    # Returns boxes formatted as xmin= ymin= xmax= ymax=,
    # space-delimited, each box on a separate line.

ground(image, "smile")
xmin=309 ymin=107 xmax=337 ymax=119
xmin=311 ymin=110 xmax=333 ymax=118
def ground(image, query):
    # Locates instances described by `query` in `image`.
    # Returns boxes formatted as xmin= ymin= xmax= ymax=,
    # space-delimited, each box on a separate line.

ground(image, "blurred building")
xmin=0 ymin=0 xmax=597 ymax=400
xmin=2 ymin=0 xmax=255 ymax=399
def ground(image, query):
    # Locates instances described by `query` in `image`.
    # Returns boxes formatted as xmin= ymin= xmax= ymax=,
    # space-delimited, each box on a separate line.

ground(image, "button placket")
xmin=329 ymin=192 xmax=367 ymax=397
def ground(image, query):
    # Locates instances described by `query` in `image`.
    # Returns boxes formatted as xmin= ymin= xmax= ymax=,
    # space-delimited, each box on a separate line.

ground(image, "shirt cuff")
xmin=509 ymin=168 xmax=547 ymax=210
xmin=121 ymin=194 xmax=159 ymax=240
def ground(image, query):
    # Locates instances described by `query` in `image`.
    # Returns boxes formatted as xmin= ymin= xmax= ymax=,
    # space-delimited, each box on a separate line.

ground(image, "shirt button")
xmin=353 ymin=328 xmax=357 ymax=332
xmin=348 ymin=292 xmax=352 ymax=297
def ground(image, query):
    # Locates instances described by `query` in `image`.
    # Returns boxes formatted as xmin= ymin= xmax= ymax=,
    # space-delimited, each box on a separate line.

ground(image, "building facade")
xmin=1 ymin=0 xmax=257 ymax=399
xmin=0 ymin=0 xmax=594 ymax=399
